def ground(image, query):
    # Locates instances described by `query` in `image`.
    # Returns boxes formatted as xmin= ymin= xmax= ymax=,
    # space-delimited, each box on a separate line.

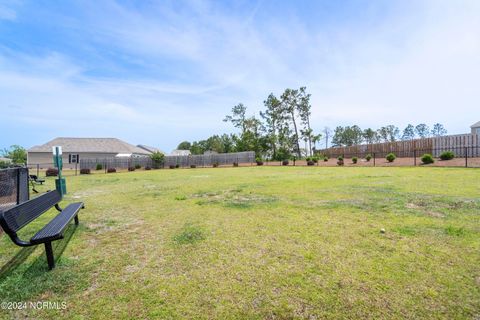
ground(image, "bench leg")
xmin=45 ymin=242 xmax=55 ymax=270
xmin=74 ymin=214 xmax=79 ymax=225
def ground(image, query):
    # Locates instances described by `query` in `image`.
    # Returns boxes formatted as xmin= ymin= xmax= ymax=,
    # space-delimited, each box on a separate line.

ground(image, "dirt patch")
xmin=193 ymin=189 xmax=277 ymax=208
xmin=262 ymin=157 xmax=480 ymax=168
xmin=425 ymin=211 xmax=445 ymax=218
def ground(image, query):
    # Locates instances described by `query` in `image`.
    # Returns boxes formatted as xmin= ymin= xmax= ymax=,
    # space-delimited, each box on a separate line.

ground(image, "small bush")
xmin=440 ymin=151 xmax=455 ymax=160
xmin=337 ymin=159 xmax=344 ymax=166
xmin=46 ymin=168 xmax=59 ymax=177
xmin=421 ymin=154 xmax=435 ymax=164
xmin=352 ymin=157 xmax=358 ymax=164
xmin=107 ymin=168 xmax=116 ymax=173
xmin=145 ymin=166 xmax=151 ymax=170
xmin=95 ymin=163 xmax=103 ymax=170
xmin=213 ymin=163 xmax=219 ymax=168
xmin=233 ymin=162 xmax=239 ymax=167
xmin=312 ymin=156 xmax=319 ymax=163
xmin=0 ymin=160 xmax=11 ymax=169
xmin=306 ymin=156 xmax=312 ymax=161
xmin=307 ymin=160 xmax=315 ymax=166
xmin=169 ymin=165 xmax=175 ymax=169
xmin=128 ymin=167 xmax=135 ymax=171
xmin=386 ymin=153 xmax=396 ymax=163
xmin=151 ymin=151 xmax=165 ymax=169
xmin=190 ymin=164 xmax=196 ymax=168
xmin=175 ymin=164 xmax=180 ymax=168
xmin=282 ymin=160 xmax=289 ymax=166
xmin=135 ymin=164 xmax=141 ymax=169
xmin=323 ymin=156 xmax=329 ymax=162
xmin=337 ymin=155 xmax=344 ymax=161
xmin=256 ymin=157 xmax=264 ymax=166
xmin=365 ymin=154 xmax=372 ymax=162
xmin=80 ymin=168 xmax=91 ymax=175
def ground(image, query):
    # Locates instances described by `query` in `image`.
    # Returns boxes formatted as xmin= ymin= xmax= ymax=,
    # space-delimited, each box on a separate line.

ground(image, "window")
xmin=69 ymin=154 xmax=79 ymax=163
xmin=476 ymin=128 xmax=480 ymax=135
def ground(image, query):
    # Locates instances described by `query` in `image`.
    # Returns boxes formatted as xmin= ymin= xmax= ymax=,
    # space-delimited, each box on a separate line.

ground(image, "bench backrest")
xmin=0 ymin=190 xmax=61 ymax=236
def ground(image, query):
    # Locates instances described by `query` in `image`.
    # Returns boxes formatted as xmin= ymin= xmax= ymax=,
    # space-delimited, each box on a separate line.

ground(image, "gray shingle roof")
xmin=28 ymin=138 xmax=150 ymax=154
xmin=471 ymin=121 xmax=480 ymax=128
xmin=137 ymin=144 xmax=164 ymax=154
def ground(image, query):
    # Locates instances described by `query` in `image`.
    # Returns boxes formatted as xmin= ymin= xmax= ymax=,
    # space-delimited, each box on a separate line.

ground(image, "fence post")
xmin=465 ymin=146 xmax=468 ymax=168
xmin=75 ymin=163 xmax=78 ymax=176
xmin=104 ymin=161 xmax=107 ymax=174
xmin=413 ymin=149 xmax=416 ymax=166
xmin=37 ymin=164 xmax=39 ymax=177
xmin=373 ymin=153 xmax=376 ymax=167
xmin=16 ymin=168 xmax=21 ymax=205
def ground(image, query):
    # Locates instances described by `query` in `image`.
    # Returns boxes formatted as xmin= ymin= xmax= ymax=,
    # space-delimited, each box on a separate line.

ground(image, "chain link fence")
xmin=0 ymin=167 xmax=29 ymax=214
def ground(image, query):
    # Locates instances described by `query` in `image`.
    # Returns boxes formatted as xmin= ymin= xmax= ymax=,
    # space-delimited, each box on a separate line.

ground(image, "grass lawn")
xmin=0 ymin=167 xmax=479 ymax=319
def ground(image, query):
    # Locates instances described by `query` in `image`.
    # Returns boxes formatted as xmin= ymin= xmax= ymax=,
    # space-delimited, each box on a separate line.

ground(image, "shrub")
xmin=255 ymin=157 xmax=264 ymax=166
xmin=323 ymin=156 xmax=329 ymax=162
xmin=145 ymin=166 xmax=151 ymax=170
xmin=386 ymin=153 xmax=396 ymax=163
xmin=169 ymin=165 xmax=175 ymax=169
xmin=365 ymin=154 xmax=372 ymax=162
xmin=175 ymin=164 xmax=180 ymax=168
xmin=421 ymin=153 xmax=435 ymax=164
xmin=135 ymin=164 xmax=141 ymax=169
xmin=45 ymin=168 xmax=59 ymax=177
xmin=128 ymin=167 xmax=135 ymax=171
xmin=213 ymin=163 xmax=219 ymax=168
xmin=95 ymin=163 xmax=103 ymax=170
xmin=337 ymin=155 xmax=344 ymax=161
xmin=337 ymin=159 xmax=344 ymax=166
xmin=440 ymin=151 xmax=455 ymax=160
xmin=307 ymin=160 xmax=315 ymax=166
xmin=233 ymin=162 xmax=239 ymax=167
xmin=312 ymin=156 xmax=319 ymax=163
xmin=306 ymin=156 xmax=312 ymax=162
xmin=352 ymin=156 xmax=358 ymax=164
xmin=80 ymin=168 xmax=91 ymax=175
xmin=150 ymin=151 xmax=165 ymax=169
xmin=107 ymin=168 xmax=116 ymax=173
xmin=282 ymin=160 xmax=289 ymax=166
xmin=190 ymin=165 xmax=196 ymax=168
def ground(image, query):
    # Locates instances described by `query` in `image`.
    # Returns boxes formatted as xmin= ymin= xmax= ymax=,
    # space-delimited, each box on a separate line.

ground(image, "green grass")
xmin=1 ymin=167 xmax=479 ymax=319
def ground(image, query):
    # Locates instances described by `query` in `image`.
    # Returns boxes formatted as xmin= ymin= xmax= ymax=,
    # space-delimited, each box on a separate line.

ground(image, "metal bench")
xmin=29 ymin=175 xmax=45 ymax=185
xmin=0 ymin=190 xmax=84 ymax=270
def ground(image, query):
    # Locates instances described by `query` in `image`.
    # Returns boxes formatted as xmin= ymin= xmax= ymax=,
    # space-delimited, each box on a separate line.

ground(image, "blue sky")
xmin=1 ymin=0 xmax=479 ymax=152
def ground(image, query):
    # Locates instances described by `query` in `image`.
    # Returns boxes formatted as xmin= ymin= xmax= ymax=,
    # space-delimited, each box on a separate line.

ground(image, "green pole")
xmin=53 ymin=146 xmax=67 ymax=196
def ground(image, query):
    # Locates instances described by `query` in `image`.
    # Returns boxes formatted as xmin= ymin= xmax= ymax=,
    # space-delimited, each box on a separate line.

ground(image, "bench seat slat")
xmin=30 ymin=202 xmax=83 ymax=244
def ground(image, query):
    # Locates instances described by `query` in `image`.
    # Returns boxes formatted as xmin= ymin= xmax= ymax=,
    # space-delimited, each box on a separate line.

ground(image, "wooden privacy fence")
xmin=318 ymin=134 xmax=480 ymax=158
xmin=79 ymin=151 xmax=255 ymax=170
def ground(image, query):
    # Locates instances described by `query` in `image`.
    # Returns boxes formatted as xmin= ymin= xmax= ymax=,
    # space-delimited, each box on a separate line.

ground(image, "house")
xmin=471 ymin=121 xmax=480 ymax=135
xmin=170 ymin=149 xmax=191 ymax=156
xmin=0 ymin=157 xmax=12 ymax=163
xmin=137 ymin=144 xmax=164 ymax=154
xmin=28 ymin=137 xmax=152 ymax=168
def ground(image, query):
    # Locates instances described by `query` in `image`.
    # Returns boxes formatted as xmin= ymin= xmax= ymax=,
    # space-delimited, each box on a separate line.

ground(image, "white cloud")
xmin=1 ymin=0 xmax=479 ymax=150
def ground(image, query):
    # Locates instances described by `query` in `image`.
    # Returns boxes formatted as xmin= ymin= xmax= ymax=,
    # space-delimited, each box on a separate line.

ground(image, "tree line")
xmin=330 ymin=123 xmax=447 ymax=147
xmin=177 ymin=87 xmax=321 ymax=160
xmin=176 ymin=87 xmax=449 ymax=159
